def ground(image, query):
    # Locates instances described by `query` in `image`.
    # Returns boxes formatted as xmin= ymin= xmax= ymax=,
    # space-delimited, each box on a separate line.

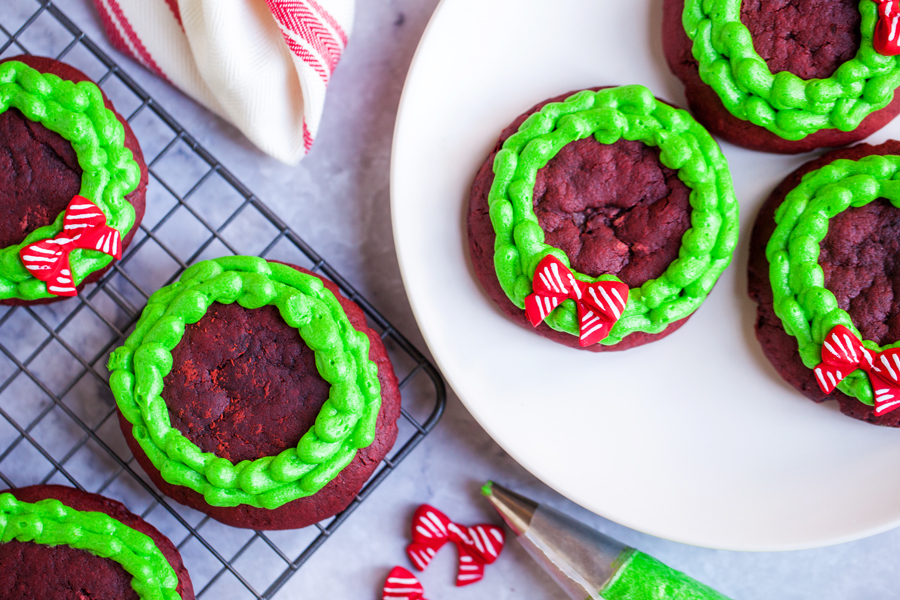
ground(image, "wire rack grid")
xmin=0 ymin=1 xmax=446 ymax=598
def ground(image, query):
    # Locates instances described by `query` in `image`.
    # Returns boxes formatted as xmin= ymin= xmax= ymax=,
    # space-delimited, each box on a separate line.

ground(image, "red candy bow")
xmin=383 ymin=567 xmax=427 ymax=600
xmin=524 ymin=255 xmax=628 ymax=347
xmin=875 ymin=0 xmax=900 ymax=56
xmin=814 ymin=325 xmax=900 ymax=416
xmin=406 ymin=504 xmax=505 ymax=587
xmin=19 ymin=196 xmax=122 ymax=297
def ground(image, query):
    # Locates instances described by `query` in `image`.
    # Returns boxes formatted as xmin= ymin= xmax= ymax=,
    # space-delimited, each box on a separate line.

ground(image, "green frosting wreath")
xmin=766 ymin=154 xmax=900 ymax=406
xmin=488 ymin=85 xmax=739 ymax=345
xmin=108 ymin=256 xmax=382 ymax=509
xmin=0 ymin=60 xmax=140 ymax=301
xmin=0 ymin=493 xmax=180 ymax=600
xmin=682 ymin=0 xmax=900 ymax=140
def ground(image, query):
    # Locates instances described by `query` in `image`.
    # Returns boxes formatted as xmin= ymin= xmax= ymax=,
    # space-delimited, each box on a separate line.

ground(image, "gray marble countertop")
xmin=41 ymin=0 xmax=900 ymax=598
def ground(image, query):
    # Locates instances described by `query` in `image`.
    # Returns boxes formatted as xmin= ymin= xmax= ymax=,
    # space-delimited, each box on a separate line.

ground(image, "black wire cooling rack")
xmin=0 ymin=1 xmax=446 ymax=597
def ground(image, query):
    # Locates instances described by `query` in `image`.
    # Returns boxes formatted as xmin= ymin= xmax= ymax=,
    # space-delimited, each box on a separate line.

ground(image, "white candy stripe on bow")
xmin=405 ymin=504 xmax=505 ymax=587
xmin=524 ymin=254 xmax=628 ymax=347
xmin=876 ymin=0 xmax=900 ymax=55
xmin=868 ymin=350 xmax=900 ymax=416
xmin=448 ymin=523 xmax=505 ymax=585
xmin=382 ymin=567 xmax=427 ymax=600
xmin=813 ymin=325 xmax=900 ymax=417
xmin=19 ymin=196 xmax=122 ymax=298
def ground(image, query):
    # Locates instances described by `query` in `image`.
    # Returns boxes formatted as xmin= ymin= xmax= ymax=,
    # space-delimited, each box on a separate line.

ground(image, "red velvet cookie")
xmin=0 ymin=484 xmax=194 ymax=599
xmin=114 ymin=260 xmax=401 ymax=529
xmin=468 ymin=86 xmax=739 ymax=351
xmin=0 ymin=55 xmax=147 ymax=305
xmin=748 ymin=141 xmax=900 ymax=426
xmin=663 ymin=0 xmax=900 ymax=154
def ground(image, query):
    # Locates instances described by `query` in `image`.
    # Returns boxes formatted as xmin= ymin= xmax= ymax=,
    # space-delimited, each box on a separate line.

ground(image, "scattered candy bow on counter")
xmin=406 ymin=504 xmax=505 ymax=587
xmin=19 ymin=196 xmax=122 ymax=297
xmin=383 ymin=566 xmax=428 ymax=600
xmin=814 ymin=325 xmax=900 ymax=416
xmin=875 ymin=0 xmax=900 ymax=56
xmin=524 ymin=255 xmax=628 ymax=347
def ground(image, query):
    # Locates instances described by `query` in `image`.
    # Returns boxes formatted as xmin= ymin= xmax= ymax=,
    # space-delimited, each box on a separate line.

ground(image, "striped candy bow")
xmin=406 ymin=504 xmax=505 ymax=587
xmin=814 ymin=325 xmax=900 ymax=417
xmin=18 ymin=196 xmax=122 ymax=297
xmin=875 ymin=0 xmax=900 ymax=55
xmin=382 ymin=567 xmax=427 ymax=600
xmin=524 ymin=255 xmax=628 ymax=347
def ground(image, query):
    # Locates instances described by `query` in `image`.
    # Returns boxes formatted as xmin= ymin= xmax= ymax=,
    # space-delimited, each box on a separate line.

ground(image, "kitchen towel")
xmin=91 ymin=0 xmax=353 ymax=164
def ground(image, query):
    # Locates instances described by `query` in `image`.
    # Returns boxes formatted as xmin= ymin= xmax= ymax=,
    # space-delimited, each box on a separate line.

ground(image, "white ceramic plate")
xmin=391 ymin=0 xmax=900 ymax=551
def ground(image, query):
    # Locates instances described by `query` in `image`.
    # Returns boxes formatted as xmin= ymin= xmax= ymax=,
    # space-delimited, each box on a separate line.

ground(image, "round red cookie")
xmin=0 ymin=484 xmax=194 ymax=599
xmin=118 ymin=263 xmax=402 ymax=529
xmin=467 ymin=88 xmax=693 ymax=352
xmin=0 ymin=55 xmax=148 ymax=306
xmin=748 ymin=140 xmax=900 ymax=426
xmin=662 ymin=0 xmax=900 ymax=154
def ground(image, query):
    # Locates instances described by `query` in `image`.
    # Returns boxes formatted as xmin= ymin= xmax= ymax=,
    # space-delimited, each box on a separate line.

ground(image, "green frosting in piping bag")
xmin=0 ymin=493 xmax=180 ymax=600
xmin=488 ymin=85 xmax=739 ymax=345
xmin=0 ymin=60 xmax=140 ymax=301
xmin=602 ymin=550 xmax=731 ymax=600
xmin=682 ymin=0 xmax=900 ymax=140
xmin=766 ymin=154 xmax=900 ymax=406
xmin=107 ymin=256 xmax=382 ymax=509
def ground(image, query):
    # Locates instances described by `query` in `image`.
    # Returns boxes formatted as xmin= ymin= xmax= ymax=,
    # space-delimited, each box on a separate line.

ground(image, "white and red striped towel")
xmin=92 ymin=0 xmax=353 ymax=164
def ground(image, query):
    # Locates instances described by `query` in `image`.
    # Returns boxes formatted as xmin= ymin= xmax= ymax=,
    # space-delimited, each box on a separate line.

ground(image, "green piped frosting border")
xmin=488 ymin=85 xmax=739 ymax=345
xmin=682 ymin=0 xmax=900 ymax=140
xmin=0 ymin=60 xmax=140 ymax=301
xmin=107 ymin=257 xmax=382 ymax=509
xmin=0 ymin=493 xmax=179 ymax=600
xmin=765 ymin=154 xmax=900 ymax=406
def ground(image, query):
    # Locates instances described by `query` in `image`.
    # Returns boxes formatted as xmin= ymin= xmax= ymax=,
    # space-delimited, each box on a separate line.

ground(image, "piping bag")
xmin=483 ymin=481 xmax=732 ymax=600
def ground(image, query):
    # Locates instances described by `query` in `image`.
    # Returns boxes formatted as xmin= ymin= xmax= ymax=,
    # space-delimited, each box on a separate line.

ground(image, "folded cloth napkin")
xmin=91 ymin=0 xmax=353 ymax=164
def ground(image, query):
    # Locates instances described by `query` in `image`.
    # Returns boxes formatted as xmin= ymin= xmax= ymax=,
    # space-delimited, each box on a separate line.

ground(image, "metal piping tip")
xmin=482 ymin=480 xmax=538 ymax=536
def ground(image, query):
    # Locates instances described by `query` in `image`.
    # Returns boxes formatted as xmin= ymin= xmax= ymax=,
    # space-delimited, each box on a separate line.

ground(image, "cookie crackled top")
xmin=749 ymin=140 xmax=900 ymax=426
xmin=468 ymin=85 xmax=739 ymax=350
xmin=665 ymin=0 xmax=900 ymax=152
xmin=107 ymin=256 xmax=401 ymax=529
xmin=0 ymin=57 xmax=145 ymax=302
xmin=0 ymin=485 xmax=194 ymax=600
xmin=108 ymin=256 xmax=383 ymax=510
